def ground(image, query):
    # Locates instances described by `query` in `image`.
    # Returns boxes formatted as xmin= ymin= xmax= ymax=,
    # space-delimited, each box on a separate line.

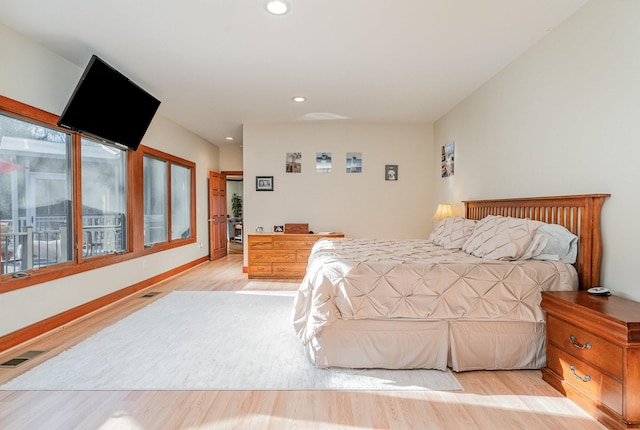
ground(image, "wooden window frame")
xmin=135 ymin=146 xmax=197 ymax=252
xmin=0 ymin=95 xmax=196 ymax=294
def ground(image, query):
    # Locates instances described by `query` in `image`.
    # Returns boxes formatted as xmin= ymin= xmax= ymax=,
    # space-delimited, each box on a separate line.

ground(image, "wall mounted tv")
xmin=57 ymin=55 xmax=160 ymax=151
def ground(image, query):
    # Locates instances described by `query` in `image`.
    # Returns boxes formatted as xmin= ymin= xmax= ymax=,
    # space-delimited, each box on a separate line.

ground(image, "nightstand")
xmin=541 ymin=291 xmax=640 ymax=430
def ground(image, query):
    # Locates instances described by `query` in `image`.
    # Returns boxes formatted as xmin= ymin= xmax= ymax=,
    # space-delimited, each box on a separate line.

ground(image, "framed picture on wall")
xmin=316 ymin=152 xmax=332 ymax=173
xmin=286 ymin=152 xmax=302 ymax=173
xmin=442 ymin=141 xmax=455 ymax=177
xmin=256 ymin=176 xmax=274 ymax=191
xmin=346 ymin=152 xmax=362 ymax=173
xmin=385 ymin=165 xmax=398 ymax=181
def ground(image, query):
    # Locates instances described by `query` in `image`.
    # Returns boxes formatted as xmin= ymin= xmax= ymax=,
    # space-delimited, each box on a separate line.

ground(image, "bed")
xmin=292 ymin=194 xmax=609 ymax=372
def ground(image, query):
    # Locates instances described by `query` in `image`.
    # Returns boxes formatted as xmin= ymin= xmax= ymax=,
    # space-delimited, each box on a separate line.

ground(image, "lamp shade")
xmin=432 ymin=204 xmax=453 ymax=221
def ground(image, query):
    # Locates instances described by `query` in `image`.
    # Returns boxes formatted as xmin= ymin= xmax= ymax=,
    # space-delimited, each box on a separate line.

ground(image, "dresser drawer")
xmin=272 ymin=262 xmax=307 ymax=276
xmin=248 ymin=237 xmax=274 ymax=249
xmin=547 ymin=314 xmax=623 ymax=378
xmin=547 ymin=343 xmax=623 ymax=414
xmin=296 ymin=249 xmax=311 ymax=262
xmin=273 ymin=239 xmax=318 ymax=249
xmin=248 ymin=264 xmax=272 ymax=276
xmin=248 ymin=251 xmax=296 ymax=263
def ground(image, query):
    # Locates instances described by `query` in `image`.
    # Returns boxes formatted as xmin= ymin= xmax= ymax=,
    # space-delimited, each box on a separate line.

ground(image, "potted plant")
xmin=231 ymin=193 xmax=242 ymax=219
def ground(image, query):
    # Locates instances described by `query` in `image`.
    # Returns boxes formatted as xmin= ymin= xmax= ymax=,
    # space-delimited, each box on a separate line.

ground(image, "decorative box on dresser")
xmin=247 ymin=233 xmax=344 ymax=279
xmin=541 ymin=291 xmax=640 ymax=430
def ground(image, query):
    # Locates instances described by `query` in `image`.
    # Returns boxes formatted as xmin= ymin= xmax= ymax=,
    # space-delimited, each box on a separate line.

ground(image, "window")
xmin=143 ymin=155 xmax=168 ymax=245
xmin=1 ymin=112 xmax=74 ymax=275
xmin=1 ymin=95 xmax=196 ymax=292
xmin=171 ymin=164 xmax=191 ymax=240
xmin=142 ymin=148 xmax=195 ymax=247
xmin=81 ymin=138 xmax=128 ymax=257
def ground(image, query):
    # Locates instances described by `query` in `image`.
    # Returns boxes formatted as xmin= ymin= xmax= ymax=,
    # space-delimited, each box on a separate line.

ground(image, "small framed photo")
xmin=442 ymin=141 xmax=455 ymax=177
xmin=256 ymin=176 xmax=274 ymax=191
xmin=273 ymin=225 xmax=284 ymax=233
xmin=286 ymin=152 xmax=302 ymax=173
xmin=385 ymin=165 xmax=398 ymax=181
xmin=346 ymin=152 xmax=362 ymax=173
xmin=316 ymin=152 xmax=332 ymax=173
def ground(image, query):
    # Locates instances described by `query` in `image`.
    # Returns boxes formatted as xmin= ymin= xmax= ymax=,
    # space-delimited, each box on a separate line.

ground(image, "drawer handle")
xmin=569 ymin=365 xmax=591 ymax=383
xmin=569 ymin=335 xmax=591 ymax=350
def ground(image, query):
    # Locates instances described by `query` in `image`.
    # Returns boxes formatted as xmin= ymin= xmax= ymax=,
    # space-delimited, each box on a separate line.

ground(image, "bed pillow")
xmin=462 ymin=215 xmax=543 ymax=260
xmin=531 ymin=223 xmax=579 ymax=264
xmin=428 ymin=216 xmax=477 ymax=249
xmin=518 ymin=230 xmax=549 ymax=260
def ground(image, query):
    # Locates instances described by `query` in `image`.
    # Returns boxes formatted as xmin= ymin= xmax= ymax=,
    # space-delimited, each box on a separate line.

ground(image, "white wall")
xmin=0 ymin=25 xmax=80 ymax=116
xmin=0 ymin=23 xmax=219 ymax=338
xmin=243 ymin=122 xmax=434 ymax=263
xmin=434 ymin=0 xmax=640 ymax=300
xmin=220 ymin=145 xmax=243 ymax=172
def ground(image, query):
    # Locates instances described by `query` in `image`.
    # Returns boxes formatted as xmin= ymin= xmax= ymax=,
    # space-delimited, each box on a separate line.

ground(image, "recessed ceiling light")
xmin=225 ymin=136 xmax=235 ymax=141
xmin=265 ymin=0 xmax=290 ymax=15
xmin=292 ymin=96 xmax=307 ymax=103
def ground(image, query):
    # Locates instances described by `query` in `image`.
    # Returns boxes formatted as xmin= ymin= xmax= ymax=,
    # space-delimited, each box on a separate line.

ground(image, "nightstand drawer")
xmin=547 ymin=343 xmax=623 ymax=415
xmin=547 ymin=314 xmax=623 ymax=378
xmin=542 ymin=290 xmax=640 ymax=428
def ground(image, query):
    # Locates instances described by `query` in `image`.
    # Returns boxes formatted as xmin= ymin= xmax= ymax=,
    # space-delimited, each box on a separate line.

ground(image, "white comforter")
xmin=292 ymin=238 xmax=577 ymax=345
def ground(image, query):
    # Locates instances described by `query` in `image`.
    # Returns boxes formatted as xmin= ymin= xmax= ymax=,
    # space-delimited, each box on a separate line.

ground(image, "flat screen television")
xmin=57 ymin=55 xmax=160 ymax=151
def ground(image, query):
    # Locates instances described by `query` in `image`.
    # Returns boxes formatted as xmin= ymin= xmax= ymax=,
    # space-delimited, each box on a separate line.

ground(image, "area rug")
xmin=0 ymin=291 xmax=463 ymax=391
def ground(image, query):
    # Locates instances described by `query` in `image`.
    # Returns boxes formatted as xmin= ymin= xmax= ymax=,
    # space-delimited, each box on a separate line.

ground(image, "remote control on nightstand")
xmin=587 ymin=286 xmax=611 ymax=296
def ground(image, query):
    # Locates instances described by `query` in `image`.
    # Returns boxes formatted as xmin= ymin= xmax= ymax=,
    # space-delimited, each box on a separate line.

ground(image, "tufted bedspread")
xmin=292 ymin=238 xmax=578 ymax=345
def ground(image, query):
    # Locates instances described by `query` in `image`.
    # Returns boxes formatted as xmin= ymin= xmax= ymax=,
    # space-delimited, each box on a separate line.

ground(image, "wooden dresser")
xmin=541 ymin=291 xmax=640 ymax=429
xmin=247 ymin=233 xmax=344 ymax=279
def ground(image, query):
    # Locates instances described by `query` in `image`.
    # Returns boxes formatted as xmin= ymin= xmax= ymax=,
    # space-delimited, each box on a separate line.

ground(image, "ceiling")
xmin=0 ymin=0 xmax=587 ymax=148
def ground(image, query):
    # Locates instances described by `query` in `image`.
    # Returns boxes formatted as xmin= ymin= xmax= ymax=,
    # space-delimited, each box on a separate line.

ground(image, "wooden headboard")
xmin=463 ymin=194 xmax=610 ymax=290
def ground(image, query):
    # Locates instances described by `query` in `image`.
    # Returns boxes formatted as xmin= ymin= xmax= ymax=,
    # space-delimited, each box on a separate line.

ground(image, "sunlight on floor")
xmin=386 ymin=390 xmax=595 ymax=421
xmin=99 ymin=411 xmax=145 ymax=430
xmin=183 ymin=415 xmax=369 ymax=430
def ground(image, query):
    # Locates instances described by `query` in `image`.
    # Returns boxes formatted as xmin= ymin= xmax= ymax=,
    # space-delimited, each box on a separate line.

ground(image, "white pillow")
xmin=518 ymin=231 xmax=549 ymax=260
xmin=531 ymin=223 xmax=579 ymax=264
xmin=462 ymin=215 xmax=543 ymax=260
xmin=428 ymin=217 xmax=477 ymax=249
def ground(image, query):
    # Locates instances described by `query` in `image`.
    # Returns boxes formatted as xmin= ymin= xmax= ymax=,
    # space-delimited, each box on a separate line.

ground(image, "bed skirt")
xmin=306 ymin=319 xmax=546 ymax=372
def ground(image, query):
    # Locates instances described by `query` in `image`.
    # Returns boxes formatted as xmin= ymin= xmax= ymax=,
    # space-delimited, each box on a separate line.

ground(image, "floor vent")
xmin=141 ymin=291 xmax=162 ymax=298
xmin=0 ymin=350 xmax=46 ymax=368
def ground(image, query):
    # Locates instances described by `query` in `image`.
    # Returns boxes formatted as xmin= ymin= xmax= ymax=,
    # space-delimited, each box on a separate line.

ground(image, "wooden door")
xmin=208 ymin=171 xmax=227 ymax=260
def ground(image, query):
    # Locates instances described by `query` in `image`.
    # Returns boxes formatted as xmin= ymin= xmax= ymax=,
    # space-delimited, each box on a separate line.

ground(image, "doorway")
xmin=223 ymin=170 xmax=243 ymax=254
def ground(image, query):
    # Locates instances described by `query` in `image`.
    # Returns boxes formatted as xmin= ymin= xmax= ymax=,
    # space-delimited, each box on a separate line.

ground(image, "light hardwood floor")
xmin=0 ymin=254 xmax=606 ymax=430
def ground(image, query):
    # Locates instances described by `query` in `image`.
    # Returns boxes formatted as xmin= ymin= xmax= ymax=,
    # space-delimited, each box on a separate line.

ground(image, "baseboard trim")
xmin=0 ymin=256 xmax=209 ymax=353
